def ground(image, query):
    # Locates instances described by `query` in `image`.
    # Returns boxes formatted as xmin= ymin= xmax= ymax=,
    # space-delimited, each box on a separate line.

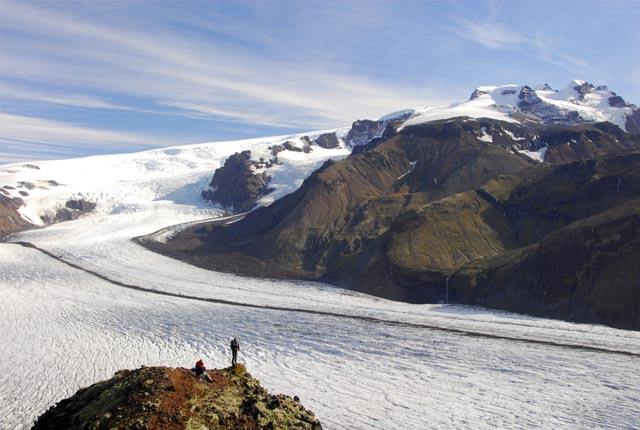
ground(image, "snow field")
xmin=2 ymin=245 xmax=639 ymax=430
xmin=0 ymin=130 xmax=350 ymax=226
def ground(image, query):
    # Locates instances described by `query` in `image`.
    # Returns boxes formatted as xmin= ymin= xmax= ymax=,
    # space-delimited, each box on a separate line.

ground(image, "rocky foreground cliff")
xmin=32 ymin=364 xmax=322 ymax=430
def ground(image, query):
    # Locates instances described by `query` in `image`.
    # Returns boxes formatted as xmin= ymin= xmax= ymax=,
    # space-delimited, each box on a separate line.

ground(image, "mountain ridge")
xmin=2 ymin=81 xmax=639 ymax=329
xmin=154 ymin=116 xmax=640 ymax=328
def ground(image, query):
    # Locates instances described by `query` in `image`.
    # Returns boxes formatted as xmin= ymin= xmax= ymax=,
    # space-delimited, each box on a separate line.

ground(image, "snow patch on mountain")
xmin=503 ymin=129 xmax=525 ymax=141
xmin=517 ymin=145 xmax=548 ymax=162
xmin=400 ymin=91 xmax=518 ymax=129
xmin=478 ymin=127 xmax=493 ymax=143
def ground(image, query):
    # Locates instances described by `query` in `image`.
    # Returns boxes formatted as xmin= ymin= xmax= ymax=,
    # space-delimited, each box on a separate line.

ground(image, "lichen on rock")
xmin=32 ymin=364 xmax=322 ymax=430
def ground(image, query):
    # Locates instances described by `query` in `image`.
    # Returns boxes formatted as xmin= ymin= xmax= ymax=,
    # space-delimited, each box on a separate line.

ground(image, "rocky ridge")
xmin=0 ymin=193 xmax=31 ymax=237
xmin=202 ymin=150 xmax=274 ymax=213
xmin=200 ymin=111 xmax=416 ymax=212
xmin=0 ymin=165 xmax=99 ymax=235
xmin=155 ymin=117 xmax=640 ymax=329
xmin=465 ymin=80 xmax=639 ymax=130
xmin=32 ymin=364 xmax=322 ymax=430
xmin=202 ymin=81 xmax=639 ymax=214
xmin=201 ymin=132 xmax=348 ymax=211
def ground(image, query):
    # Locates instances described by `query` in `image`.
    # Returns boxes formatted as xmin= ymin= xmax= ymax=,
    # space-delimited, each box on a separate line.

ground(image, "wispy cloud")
xmin=0 ymin=83 xmax=134 ymax=111
xmin=0 ymin=113 xmax=167 ymax=164
xmin=0 ymin=1 xmax=450 ymax=134
xmin=451 ymin=14 xmax=591 ymax=75
xmin=452 ymin=18 xmax=525 ymax=49
xmin=530 ymin=32 xmax=592 ymax=74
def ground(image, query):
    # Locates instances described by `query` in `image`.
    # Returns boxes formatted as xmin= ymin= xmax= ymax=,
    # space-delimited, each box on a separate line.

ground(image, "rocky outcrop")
xmin=344 ymin=119 xmax=385 ymax=147
xmin=517 ymin=86 xmax=580 ymax=125
xmin=517 ymin=85 xmax=544 ymax=109
xmin=202 ymin=150 xmax=272 ymax=213
xmin=282 ymin=140 xmax=312 ymax=153
xmin=625 ymin=108 xmax=640 ymax=135
xmin=536 ymin=122 xmax=638 ymax=163
xmin=313 ymin=132 xmax=340 ymax=149
xmin=0 ymin=194 xmax=31 ymax=237
xmin=40 ymin=199 xmax=97 ymax=224
xmin=32 ymin=364 xmax=322 ymax=430
xmin=469 ymin=88 xmax=488 ymax=100
xmin=572 ymin=81 xmax=595 ymax=101
xmin=608 ymin=94 xmax=632 ymax=108
xmin=344 ymin=111 xmax=411 ymax=147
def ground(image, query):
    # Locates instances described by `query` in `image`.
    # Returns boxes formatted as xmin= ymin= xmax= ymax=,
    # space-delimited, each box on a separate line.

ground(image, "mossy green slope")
xmin=32 ymin=365 xmax=322 ymax=430
xmin=149 ymin=119 xmax=640 ymax=327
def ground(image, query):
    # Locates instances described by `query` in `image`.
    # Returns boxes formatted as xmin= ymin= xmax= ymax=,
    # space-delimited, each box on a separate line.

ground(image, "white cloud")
xmin=0 ymin=83 xmax=134 ymax=111
xmin=530 ymin=33 xmax=592 ymax=74
xmin=451 ymin=16 xmax=591 ymax=76
xmin=0 ymin=0 xmax=451 ymax=134
xmin=452 ymin=18 xmax=525 ymax=49
xmin=0 ymin=113 xmax=167 ymax=163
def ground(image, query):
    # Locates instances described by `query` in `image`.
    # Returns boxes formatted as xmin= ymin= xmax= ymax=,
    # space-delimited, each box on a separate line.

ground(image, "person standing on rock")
xmin=230 ymin=337 xmax=240 ymax=366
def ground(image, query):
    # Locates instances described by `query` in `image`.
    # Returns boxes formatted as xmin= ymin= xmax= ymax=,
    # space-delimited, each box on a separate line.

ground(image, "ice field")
xmin=1 ymin=139 xmax=640 ymax=429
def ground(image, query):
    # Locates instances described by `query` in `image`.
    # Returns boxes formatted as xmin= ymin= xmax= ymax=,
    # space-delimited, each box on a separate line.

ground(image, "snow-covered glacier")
xmin=2 ymin=106 xmax=640 ymax=430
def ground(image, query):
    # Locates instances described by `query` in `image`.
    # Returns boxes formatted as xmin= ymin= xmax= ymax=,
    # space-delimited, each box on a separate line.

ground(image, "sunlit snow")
xmin=400 ymin=82 xmax=635 ymax=132
xmin=478 ymin=127 xmax=493 ymax=143
xmin=517 ymin=145 xmax=548 ymax=162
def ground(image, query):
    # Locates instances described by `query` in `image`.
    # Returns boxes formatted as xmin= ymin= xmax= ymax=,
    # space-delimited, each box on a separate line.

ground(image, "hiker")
xmin=230 ymin=337 xmax=240 ymax=365
xmin=194 ymin=359 xmax=213 ymax=382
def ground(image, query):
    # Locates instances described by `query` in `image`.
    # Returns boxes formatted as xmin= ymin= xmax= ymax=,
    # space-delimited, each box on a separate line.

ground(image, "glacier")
xmin=1 ymin=97 xmax=640 ymax=430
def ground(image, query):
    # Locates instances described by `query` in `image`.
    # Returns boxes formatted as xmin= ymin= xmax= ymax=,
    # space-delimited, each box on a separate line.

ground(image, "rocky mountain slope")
xmin=203 ymin=81 xmax=639 ymax=212
xmin=32 ymin=364 xmax=322 ymax=430
xmin=156 ymin=106 xmax=640 ymax=328
xmin=0 ymin=193 xmax=31 ymax=237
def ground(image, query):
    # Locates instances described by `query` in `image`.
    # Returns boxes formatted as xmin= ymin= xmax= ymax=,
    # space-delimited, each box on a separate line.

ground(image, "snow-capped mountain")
xmin=1 ymin=80 xmax=637 ymax=233
xmin=402 ymin=80 xmax=639 ymax=132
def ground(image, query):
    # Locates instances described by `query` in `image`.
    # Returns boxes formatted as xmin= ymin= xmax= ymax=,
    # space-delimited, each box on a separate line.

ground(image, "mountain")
xmin=150 ymin=81 xmax=640 ymax=329
xmin=200 ymin=81 xmax=640 ymax=215
xmin=1 ymin=81 xmax=639 ymax=328
xmin=32 ymin=364 xmax=322 ymax=430
xmin=403 ymin=80 xmax=639 ymax=132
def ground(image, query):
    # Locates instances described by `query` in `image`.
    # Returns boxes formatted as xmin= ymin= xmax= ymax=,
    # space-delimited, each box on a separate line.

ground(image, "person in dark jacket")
xmin=194 ymin=359 xmax=213 ymax=382
xmin=230 ymin=337 xmax=240 ymax=366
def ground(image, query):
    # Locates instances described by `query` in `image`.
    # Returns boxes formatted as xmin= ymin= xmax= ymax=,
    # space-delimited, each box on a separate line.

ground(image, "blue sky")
xmin=1 ymin=0 xmax=639 ymax=164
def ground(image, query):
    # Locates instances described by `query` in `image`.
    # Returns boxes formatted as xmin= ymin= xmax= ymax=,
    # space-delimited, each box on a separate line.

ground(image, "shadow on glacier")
xmin=156 ymin=175 xmax=218 ymax=209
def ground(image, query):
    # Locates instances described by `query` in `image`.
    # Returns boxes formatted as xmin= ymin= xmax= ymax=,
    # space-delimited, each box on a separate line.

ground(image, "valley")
xmin=1 ymin=81 xmax=640 ymax=429
xmin=2 ymin=208 xmax=639 ymax=430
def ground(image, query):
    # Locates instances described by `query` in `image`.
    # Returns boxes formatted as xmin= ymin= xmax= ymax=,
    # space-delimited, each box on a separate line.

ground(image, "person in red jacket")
xmin=194 ymin=359 xmax=213 ymax=382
